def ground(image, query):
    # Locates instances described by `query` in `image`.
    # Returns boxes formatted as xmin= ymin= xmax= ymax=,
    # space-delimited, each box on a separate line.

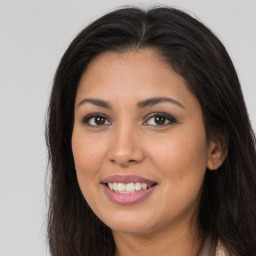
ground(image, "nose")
xmin=107 ymin=124 xmax=145 ymax=167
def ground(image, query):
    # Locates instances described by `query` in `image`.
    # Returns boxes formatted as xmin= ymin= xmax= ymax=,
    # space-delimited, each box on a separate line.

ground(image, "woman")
xmin=46 ymin=6 xmax=256 ymax=256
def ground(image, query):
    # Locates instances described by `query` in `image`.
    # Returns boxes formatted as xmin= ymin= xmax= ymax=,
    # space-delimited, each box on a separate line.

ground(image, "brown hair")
xmin=46 ymin=6 xmax=256 ymax=255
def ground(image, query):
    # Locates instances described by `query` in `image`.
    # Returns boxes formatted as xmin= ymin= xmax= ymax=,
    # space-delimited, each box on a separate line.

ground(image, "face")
xmin=72 ymin=49 xmax=213 ymax=236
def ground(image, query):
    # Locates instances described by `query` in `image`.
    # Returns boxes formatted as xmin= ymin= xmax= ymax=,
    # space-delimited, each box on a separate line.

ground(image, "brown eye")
xmin=154 ymin=116 xmax=166 ymax=125
xmin=94 ymin=116 xmax=106 ymax=125
xmin=144 ymin=113 xmax=177 ymax=126
xmin=82 ymin=114 xmax=111 ymax=127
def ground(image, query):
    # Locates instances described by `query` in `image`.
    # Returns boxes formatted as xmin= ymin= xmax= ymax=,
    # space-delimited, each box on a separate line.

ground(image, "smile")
xmin=107 ymin=182 xmax=153 ymax=193
xmin=101 ymin=175 xmax=158 ymax=204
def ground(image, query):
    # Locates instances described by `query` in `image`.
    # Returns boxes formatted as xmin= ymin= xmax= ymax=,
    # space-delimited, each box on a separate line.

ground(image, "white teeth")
xmin=117 ymin=183 xmax=126 ymax=192
xmin=108 ymin=183 xmax=113 ymax=190
xmin=126 ymin=183 xmax=135 ymax=192
xmin=135 ymin=182 xmax=142 ymax=190
xmin=113 ymin=182 xmax=118 ymax=191
xmin=107 ymin=182 xmax=153 ymax=193
xmin=142 ymin=183 xmax=148 ymax=190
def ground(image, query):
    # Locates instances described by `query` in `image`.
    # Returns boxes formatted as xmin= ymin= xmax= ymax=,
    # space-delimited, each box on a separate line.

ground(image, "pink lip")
xmin=102 ymin=185 xmax=156 ymax=205
xmin=101 ymin=175 xmax=158 ymax=205
xmin=101 ymin=175 xmax=156 ymax=185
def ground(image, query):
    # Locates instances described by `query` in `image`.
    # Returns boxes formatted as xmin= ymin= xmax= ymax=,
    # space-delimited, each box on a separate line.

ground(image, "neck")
xmin=113 ymin=222 xmax=202 ymax=256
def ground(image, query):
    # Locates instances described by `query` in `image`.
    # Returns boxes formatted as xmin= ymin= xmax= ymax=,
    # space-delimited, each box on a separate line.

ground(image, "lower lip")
xmin=102 ymin=185 xmax=156 ymax=205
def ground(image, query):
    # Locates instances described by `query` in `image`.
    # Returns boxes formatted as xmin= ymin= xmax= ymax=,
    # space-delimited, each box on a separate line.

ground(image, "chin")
xmin=111 ymin=224 xmax=153 ymax=235
xmin=102 ymin=212 xmax=157 ymax=235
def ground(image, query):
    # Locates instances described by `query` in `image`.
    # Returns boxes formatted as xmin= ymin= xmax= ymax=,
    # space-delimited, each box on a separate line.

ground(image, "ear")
xmin=207 ymin=134 xmax=228 ymax=171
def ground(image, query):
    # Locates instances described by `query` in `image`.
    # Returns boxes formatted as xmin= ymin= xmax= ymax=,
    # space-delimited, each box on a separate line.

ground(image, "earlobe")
xmin=207 ymin=137 xmax=228 ymax=171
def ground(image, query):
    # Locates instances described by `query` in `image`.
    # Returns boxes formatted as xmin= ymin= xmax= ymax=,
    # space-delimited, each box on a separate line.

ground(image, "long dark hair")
xmin=46 ymin=6 xmax=256 ymax=256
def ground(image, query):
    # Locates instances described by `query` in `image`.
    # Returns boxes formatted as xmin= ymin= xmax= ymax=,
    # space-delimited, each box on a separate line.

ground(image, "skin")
xmin=72 ymin=49 xmax=226 ymax=256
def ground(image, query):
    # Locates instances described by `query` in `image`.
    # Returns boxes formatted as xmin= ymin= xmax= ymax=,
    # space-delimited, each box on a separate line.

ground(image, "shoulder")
xmin=215 ymin=240 xmax=229 ymax=256
xmin=198 ymin=236 xmax=229 ymax=256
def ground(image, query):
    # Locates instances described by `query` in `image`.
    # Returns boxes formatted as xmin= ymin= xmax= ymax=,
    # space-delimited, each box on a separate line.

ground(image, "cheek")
xmin=144 ymin=130 xmax=208 ymax=224
xmin=157 ymin=140 xmax=208 ymax=175
xmin=71 ymin=131 xmax=107 ymax=216
xmin=71 ymin=130 xmax=108 ymax=202
xmin=72 ymin=131 xmax=106 ymax=175
xmin=149 ymin=126 xmax=208 ymax=192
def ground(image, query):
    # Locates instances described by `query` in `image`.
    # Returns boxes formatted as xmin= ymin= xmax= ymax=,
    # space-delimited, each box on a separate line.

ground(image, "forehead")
xmin=75 ymin=49 xmax=196 ymax=110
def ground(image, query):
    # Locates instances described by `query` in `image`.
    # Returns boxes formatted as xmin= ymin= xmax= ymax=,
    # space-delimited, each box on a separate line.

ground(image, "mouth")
xmin=101 ymin=175 xmax=158 ymax=204
xmin=103 ymin=182 xmax=157 ymax=193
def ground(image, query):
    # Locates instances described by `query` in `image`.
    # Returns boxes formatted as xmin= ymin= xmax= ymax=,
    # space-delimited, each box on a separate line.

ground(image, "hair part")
xmin=46 ymin=6 xmax=256 ymax=256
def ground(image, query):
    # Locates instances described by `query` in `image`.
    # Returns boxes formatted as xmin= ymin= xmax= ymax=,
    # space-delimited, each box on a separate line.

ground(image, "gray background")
xmin=0 ymin=0 xmax=255 ymax=255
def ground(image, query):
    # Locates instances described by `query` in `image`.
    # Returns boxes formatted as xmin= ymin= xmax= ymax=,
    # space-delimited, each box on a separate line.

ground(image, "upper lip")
xmin=101 ymin=175 xmax=157 ymax=185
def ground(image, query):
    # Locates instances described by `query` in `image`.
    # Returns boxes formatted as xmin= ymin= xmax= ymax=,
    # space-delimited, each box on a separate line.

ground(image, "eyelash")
xmin=82 ymin=113 xmax=111 ymax=127
xmin=144 ymin=112 xmax=177 ymax=126
xmin=82 ymin=112 xmax=177 ymax=128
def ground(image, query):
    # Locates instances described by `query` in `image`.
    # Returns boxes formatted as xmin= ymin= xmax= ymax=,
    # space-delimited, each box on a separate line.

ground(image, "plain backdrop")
xmin=0 ymin=0 xmax=255 ymax=255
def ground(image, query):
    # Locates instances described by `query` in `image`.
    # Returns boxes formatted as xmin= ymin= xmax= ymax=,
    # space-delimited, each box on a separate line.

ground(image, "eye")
xmin=82 ymin=113 xmax=111 ymax=127
xmin=143 ymin=112 xmax=177 ymax=126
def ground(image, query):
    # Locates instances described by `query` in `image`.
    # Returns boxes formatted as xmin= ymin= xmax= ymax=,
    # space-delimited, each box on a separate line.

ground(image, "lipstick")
xmin=101 ymin=175 xmax=157 ymax=205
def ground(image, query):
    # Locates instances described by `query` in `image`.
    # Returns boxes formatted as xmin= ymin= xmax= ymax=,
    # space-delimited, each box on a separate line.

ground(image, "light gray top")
xmin=198 ymin=236 xmax=228 ymax=256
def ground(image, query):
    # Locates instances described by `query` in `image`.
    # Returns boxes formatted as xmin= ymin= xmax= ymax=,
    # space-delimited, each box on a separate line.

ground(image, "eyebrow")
xmin=137 ymin=97 xmax=184 ymax=109
xmin=77 ymin=98 xmax=112 ymax=108
xmin=77 ymin=97 xmax=184 ymax=109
